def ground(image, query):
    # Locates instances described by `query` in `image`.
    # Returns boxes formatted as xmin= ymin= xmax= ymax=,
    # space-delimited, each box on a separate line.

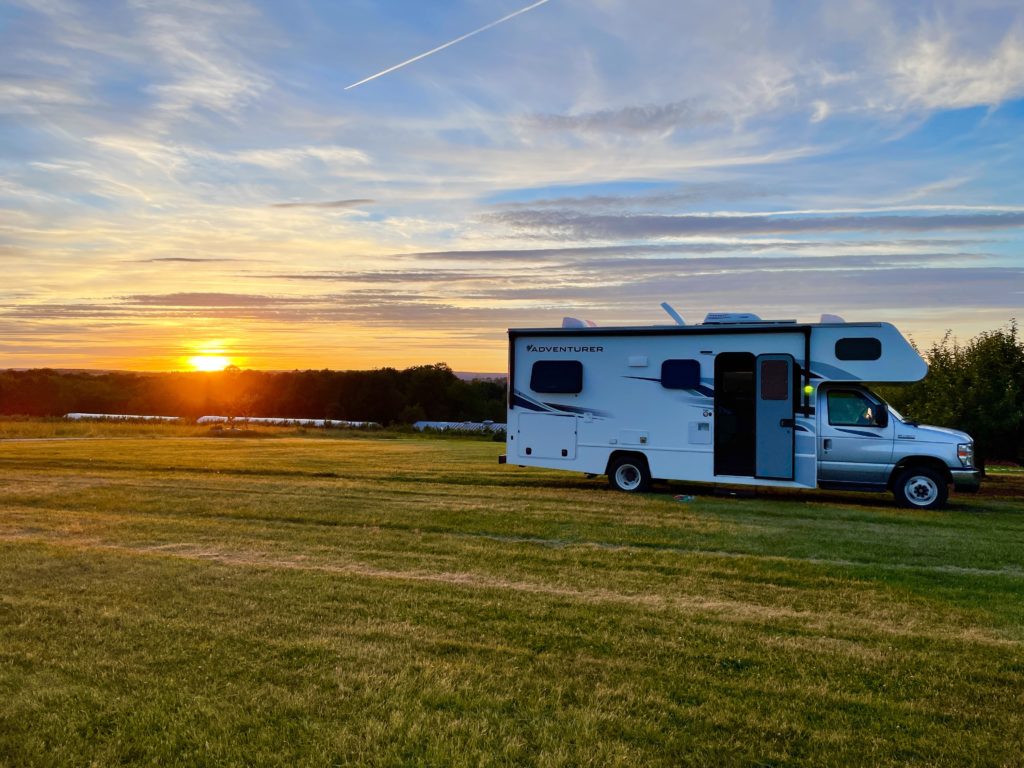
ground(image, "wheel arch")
xmin=888 ymin=455 xmax=952 ymax=489
xmin=604 ymin=450 xmax=650 ymax=477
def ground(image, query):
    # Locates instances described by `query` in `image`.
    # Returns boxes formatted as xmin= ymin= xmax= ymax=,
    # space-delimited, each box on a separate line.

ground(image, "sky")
xmin=1 ymin=0 xmax=1023 ymax=372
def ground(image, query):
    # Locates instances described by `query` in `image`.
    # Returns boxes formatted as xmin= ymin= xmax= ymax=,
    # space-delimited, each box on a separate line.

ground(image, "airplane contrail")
xmin=345 ymin=0 xmax=553 ymax=90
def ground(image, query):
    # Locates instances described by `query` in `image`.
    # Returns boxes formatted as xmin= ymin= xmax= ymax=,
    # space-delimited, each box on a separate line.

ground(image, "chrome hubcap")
xmin=615 ymin=464 xmax=641 ymax=491
xmin=906 ymin=475 xmax=939 ymax=506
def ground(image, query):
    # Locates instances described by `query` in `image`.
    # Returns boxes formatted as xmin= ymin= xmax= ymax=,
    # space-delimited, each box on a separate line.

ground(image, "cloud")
xmin=0 ymin=79 xmax=87 ymax=114
xmin=135 ymin=1 xmax=271 ymax=122
xmin=270 ymin=199 xmax=374 ymax=209
xmin=489 ymin=210 xmax=1024 ymax=239
xmin=892 ymin=27 xmax=1024 ymax=110
xmin=400 ymin=237 xmax=991 ymax=261
xmin=405 ymin=244 xmax=690 ymax=261
xmin=254 ymin=270 xmax=485 ymax=283
xmin=452 ymin=266 xmax=1024 ymax=312
xmin=527 ymin=100 xmax=726 ymax=135
xmin=140 ymin=257 xmax=240 ymax=263
xmin=122 ymin=293 xmax=306 ymax=308
xmin=231 ymin=146 xmax=370 ymax=170
xmin=5 ymin=264 xmax=1018 ymax=330
xmin=810 ymin=100 xmax=830 ymax=123
xmin=491 ymin=183 xmax=765 ymax=212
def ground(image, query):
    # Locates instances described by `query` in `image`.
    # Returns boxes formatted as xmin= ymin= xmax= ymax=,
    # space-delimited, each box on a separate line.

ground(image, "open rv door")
xmin=755 ymin=353 xmax=795 ymax=480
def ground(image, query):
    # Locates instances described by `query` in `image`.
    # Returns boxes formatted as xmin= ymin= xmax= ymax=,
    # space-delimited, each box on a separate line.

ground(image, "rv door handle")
xmin=823 ymin=439 xmax=832 ymax=450
xmin=779 ymin=418 xmax=794 ymax=428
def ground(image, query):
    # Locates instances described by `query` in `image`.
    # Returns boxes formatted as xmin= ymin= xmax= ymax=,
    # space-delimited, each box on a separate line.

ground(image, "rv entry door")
xmin=755 ymin=354 xmax=795 ymax=480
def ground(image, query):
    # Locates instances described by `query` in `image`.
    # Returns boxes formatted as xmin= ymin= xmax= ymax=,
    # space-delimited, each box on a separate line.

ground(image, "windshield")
xmin=886 ymin=403 xmax=909 ymax=423
xmin=862 ymin=387 xmax=910 ymax=423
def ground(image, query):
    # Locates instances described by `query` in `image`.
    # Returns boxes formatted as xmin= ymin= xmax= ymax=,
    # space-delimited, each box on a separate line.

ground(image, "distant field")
xmin=1 ymin=425 xmax=1022 ymax=766
xmin=0 ymin=417 xmax=390 ymax=440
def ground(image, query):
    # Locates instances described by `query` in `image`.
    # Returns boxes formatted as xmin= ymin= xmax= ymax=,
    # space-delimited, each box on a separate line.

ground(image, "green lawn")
xmin=0 ymin=429 xmax=1022 ymax=767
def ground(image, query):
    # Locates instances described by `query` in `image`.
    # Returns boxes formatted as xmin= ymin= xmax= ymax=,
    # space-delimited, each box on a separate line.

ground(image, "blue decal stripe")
xmin=512 ymin=389 xmax=557 ymax=412
xmin=623 ymin=376 xmax=714 ymax=397
xmin=542 ymin=402 xmax=611 ymax=418
xmin=834 ymin=427 xmax=884 ymax=438
xmin=512 ymin=394 xmax=547 ymax=412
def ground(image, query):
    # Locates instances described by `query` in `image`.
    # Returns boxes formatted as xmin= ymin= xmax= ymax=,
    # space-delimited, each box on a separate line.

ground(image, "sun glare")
xmin=188 ymin=355 xmax=231 ymax=372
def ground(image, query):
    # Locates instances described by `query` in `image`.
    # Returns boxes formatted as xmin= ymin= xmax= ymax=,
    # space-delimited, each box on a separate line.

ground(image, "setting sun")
xmin=188 ymin=355 xmax=231 ymax=372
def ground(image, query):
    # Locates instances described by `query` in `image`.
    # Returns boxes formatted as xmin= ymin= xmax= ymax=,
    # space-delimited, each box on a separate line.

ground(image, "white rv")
xmin=501 ymin=311 xmax=981 ymax=509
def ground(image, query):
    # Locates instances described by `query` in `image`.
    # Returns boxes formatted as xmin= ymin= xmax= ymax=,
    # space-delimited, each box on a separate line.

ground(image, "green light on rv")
xmin=803 ymin=384 xmax=814 ymax=396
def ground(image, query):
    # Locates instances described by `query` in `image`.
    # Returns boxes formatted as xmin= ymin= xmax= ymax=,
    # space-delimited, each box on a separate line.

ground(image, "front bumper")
xmin=951 ymin=468 xmax=982 ymax=492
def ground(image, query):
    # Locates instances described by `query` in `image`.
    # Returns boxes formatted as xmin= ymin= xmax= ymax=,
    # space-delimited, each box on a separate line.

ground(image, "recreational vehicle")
xmin=501 ymin=310 xmax=981 ymax=509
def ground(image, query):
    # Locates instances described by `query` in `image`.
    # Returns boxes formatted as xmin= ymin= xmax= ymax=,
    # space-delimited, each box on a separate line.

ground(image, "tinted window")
xmin=828 ymin=390 xmax=883 ymax=427
xmin=836 ymin=337 xmax=881 ymax=361
xmin=530 ymin=360 xmax=583 ymax=394
xmin=661 ymin=359 xmax=700 ymax=389
xmin=760 ymin=360 xmax=790 ymax=400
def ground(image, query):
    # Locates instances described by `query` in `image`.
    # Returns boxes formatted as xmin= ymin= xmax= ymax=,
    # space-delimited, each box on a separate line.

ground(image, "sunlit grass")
xmin=0 ymin=428 xmax=1022 ymax=766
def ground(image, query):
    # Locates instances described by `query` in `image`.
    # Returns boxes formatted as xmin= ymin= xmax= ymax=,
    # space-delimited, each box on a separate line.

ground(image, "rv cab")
xmin=816 ymin=383 xmax=978 ymax=508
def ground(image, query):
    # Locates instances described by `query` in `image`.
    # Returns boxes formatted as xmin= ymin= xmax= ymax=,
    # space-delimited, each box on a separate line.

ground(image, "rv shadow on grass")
xmin=646 ymin=474 xmax=1021 ymax=513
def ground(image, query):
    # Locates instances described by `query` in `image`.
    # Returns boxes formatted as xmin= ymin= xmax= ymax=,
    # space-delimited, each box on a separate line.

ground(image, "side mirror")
xmin=875 ymin=405 xmax=889 ymax=428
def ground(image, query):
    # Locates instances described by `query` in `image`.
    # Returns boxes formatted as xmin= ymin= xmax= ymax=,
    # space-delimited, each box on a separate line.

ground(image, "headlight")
xmin=957 ymin=443 xmax=974 ymax=468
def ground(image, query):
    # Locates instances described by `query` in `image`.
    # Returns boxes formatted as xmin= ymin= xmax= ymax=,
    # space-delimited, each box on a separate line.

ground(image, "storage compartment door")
xmin=517 ymin=413 xmax=577 ymax=459
xmin=755 ymin=354 xmax=795 ymax=480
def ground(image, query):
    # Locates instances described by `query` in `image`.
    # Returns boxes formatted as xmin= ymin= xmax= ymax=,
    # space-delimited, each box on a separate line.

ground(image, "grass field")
xmin=1 ymin=425 xmax=1023 ymax=766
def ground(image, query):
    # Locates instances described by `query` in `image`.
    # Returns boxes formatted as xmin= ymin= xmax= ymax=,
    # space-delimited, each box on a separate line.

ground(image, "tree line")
xmin=0 ymin=364 xmax=506 ymax=425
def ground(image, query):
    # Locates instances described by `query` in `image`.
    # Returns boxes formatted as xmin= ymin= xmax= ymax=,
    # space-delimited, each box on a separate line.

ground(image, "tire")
xmin=893 ymin=467 xmax=949 ymax=510
xmin=608 ymin=456 xmax=651 ymax=493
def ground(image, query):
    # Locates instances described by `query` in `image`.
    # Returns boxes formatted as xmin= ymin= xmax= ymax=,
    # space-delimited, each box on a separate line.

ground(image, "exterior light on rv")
xmin=803 ymin=384 xmax=814 ymax=396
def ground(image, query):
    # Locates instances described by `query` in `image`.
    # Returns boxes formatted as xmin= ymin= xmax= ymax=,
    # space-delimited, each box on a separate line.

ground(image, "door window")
xmin=827 ymin=390 xmax=882 ymax=427
xmin=760 ymin=359 xmax=790 ymax=400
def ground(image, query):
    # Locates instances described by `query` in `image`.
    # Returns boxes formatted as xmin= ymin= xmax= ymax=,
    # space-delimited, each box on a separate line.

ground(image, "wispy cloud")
xmin=140 ymin=257 xmax=241 ymax=263
xmin=527 ymin=100 xmax=726 ymax=135
xmin=489 ymin=210 xmax=1024 ymax=240
xmin=122 ymin=293 xmax=308 ymax=308
xmin=892 ymin=26 xmax=1024 ymax=110
xmin=270 ymin=199 xmax=374 ymax=209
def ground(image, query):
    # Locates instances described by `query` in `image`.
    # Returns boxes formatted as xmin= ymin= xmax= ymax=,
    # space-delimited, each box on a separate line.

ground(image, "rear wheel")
xmin=608 ymin=456 xmax=651 ymax=493
xmin=893 ymin=467 xmax=948 ymax=510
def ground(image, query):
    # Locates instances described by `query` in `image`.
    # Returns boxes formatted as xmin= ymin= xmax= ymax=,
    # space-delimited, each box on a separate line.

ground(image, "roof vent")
xmin=561 ymin=317 xmax=597 ymax=328
xmin=702 ymin=312 xmax=763 ymax=324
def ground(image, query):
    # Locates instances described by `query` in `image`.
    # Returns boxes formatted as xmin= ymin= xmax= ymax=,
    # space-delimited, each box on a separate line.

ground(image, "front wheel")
xmin=608 ymin=456 xmax=651 ymax=493
xmin=893 ymin=467 xmax=949 ymax=510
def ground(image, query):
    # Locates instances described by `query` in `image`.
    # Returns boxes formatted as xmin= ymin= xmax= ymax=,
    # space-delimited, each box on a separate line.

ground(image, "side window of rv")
xmin=835 ymin=337 xmax=882 ymax=361
xmin=661 ymin=359 xmax=700 ymax=389
xmin=530 ymin=360 xmax=583 ymax=394
xmin=827 ymin=390 xmax=882 ymax=427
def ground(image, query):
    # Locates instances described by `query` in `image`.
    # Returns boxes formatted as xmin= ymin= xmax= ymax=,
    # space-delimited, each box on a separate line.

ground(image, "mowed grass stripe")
xmin=1 ymin=533 xmax=1019 ymax=655
xmin=1 ymin=432 xmax=1023 ymax=766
